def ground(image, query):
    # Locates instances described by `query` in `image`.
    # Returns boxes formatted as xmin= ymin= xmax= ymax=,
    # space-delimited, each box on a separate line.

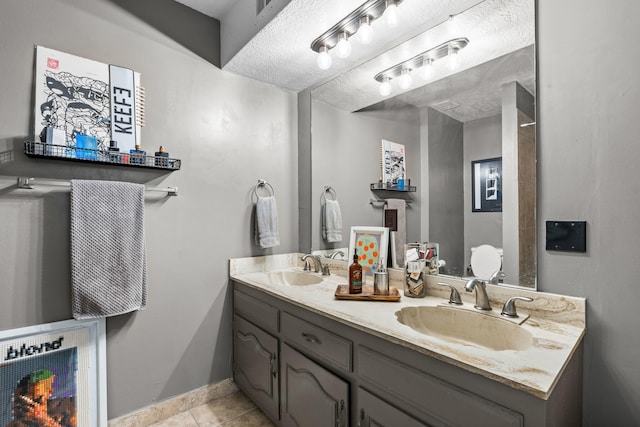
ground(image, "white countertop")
xmin=229 ymin=253 xmax=585 ymax=400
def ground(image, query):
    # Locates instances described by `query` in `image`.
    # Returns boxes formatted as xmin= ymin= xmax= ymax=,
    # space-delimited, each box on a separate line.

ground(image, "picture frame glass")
xmin=348 ymin=226 xmax=389 ymax=276
xmin=471 ymin=157 xmax=502 ymax=212
xmin=0 ymin=318 xmax=107 ymax=427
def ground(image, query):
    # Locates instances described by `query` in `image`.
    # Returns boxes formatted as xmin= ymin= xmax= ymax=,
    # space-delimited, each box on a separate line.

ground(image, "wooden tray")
xmin=334 ymin=285 xmax=401 ymax=301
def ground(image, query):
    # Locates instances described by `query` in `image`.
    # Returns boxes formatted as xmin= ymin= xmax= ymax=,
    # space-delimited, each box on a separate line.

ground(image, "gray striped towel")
xmin=70 ymin=180 xmax=147 ymax=319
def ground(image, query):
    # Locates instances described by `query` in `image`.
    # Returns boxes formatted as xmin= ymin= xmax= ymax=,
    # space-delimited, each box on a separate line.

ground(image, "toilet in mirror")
xmin=308 ymin=0 xmax=536 ymax=288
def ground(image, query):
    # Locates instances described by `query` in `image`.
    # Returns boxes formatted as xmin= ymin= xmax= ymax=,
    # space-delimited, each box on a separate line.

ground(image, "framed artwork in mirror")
xmin=472 ymin=157 xmax=502 ymax=212
xmin=348 ymin=226 xmax=389 ymax=276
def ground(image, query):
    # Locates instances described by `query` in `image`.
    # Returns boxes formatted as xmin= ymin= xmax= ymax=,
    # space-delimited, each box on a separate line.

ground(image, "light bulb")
xmin=379 ymin=77 xmax=392 ymax=96
xmin=357 ymin=16 xmax=373 ymax=44
xmin=449 ymin=45 xmax=459 ymax=69
xmin=398 ymin=68 xmax=412 ymax=90
xmin=384 ymin=1 xmax=398 ymax=28
xmin=317 ymin=46 xmax=332 ymax=70
xmin=335 ymin=32 xmax=351 ymax=59
xmin=420 ymin=58 xmax=434 ymax=80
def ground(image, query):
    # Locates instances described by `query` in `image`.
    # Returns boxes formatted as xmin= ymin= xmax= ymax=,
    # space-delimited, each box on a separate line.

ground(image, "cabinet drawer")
xmin=358 ymin=346 xmax=523 ymax=427
xmin=281 ymin=312 xmax=352 ymax=372
xmin=234 ymin=289 xmax=279 ymax=334
xmin=358 ymin=387 xmax=427 ymax=427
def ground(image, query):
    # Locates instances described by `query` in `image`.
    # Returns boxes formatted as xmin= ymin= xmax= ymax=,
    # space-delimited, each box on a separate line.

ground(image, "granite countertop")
xmin=229 ymin=253 xmax=586 ymax=400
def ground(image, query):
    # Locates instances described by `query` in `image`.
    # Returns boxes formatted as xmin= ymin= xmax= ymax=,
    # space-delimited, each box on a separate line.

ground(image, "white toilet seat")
xmin=471 ymin=244 xmax=502 ymax=280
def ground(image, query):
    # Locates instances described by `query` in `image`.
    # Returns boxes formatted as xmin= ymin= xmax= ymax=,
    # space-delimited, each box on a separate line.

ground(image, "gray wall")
xmin=309 ymin=99 xmax=421 ymax=255
xmin=463 ymin=114 xmax=503 ymax=271
xmin=538 ymin=0 xmax=640 ymax=424
xmin=425 ymin=108 xmax=465 ymax=276
xmin=0 ymin=0 xmax=298 ymax=419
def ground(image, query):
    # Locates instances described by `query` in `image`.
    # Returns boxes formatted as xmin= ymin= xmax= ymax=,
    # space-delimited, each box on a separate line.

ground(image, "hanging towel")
xmin=386 ymin=199 xmax=406 ymax=268
xmin=70 ymin=180 xmax=147 ymax=319
xmin=322 ymin=199 xmax=343 ymax=243
xmin=255 ymin=196 xmax=280 ymax=249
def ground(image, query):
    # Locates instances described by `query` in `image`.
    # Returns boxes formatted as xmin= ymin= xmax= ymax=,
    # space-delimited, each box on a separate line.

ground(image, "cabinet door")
xmin=357 ymin=388 xmax=428 ymax=427
xmin=281 ymin=344 xmax=349 ymax=427
xmin=233 ymin=315 xmax=279 ymax=422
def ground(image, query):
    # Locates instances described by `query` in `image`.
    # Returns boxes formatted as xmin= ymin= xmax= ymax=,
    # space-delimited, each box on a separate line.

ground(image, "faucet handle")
xmin=321 ymin=264 xmax=331 ymax=276
xmin=436 ymin=282 xmax=463 ymax=305
xmin=501 ymin=296 xmax=534 ymax=318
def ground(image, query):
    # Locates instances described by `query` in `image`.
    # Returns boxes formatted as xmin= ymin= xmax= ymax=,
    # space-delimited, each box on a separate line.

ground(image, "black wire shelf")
xmin=24 ymin=141 xmax=181 ymax=171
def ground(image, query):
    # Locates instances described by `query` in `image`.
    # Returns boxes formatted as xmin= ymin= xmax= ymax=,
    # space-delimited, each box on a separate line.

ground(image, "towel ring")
xmin=254 ymin=179 xmax=275 ymax=199
xmin=321 ymin=186 xmax=337 ymax=203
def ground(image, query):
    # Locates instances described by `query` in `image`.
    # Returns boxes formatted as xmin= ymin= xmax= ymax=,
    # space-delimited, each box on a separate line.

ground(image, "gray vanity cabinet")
xmin=232 ymin=281 xmax=582 ymax=427
xmin=281 ymin=343 xmax=349 ymax=427
xmin=233 ymin=314 xmax=279 ymax=422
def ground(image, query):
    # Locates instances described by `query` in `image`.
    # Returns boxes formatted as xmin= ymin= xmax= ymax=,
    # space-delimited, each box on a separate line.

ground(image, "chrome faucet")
xmin=328 ymin=250 xmax=345 ymax=259
xmin=301 ymin=254 xmax=322 ymax=274
xmin=488 ymin=270 xmax=506 ymax=285
xmin=301 ymin=254 xmax=331 ymax=276
xmin=464 ymin=278 xmax=492 ymax=311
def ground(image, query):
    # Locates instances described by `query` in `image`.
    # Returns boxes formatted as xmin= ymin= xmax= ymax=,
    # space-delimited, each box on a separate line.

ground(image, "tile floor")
xmin=148 ymin=390 xmax=276 ymax=427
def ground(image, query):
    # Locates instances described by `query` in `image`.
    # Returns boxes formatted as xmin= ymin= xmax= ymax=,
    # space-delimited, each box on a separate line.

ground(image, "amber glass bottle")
xmin=349 ymin=250 xmax=363 ymax=294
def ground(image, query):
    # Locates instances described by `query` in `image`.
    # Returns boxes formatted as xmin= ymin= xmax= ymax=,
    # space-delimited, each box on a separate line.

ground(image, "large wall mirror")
xmin=308 ymin=0 xmax=536 ymax=288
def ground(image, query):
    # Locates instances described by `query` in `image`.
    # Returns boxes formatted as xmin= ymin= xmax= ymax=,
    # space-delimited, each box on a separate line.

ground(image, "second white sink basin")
xmin=396 ymin=306 xmax=533 ymax=351
xmin=267 ymin=270 xmax=323 ymax=286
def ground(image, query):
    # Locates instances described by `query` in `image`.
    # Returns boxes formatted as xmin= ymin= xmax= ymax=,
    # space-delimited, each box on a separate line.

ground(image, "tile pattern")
xmin=108 ymin=379 xmax=275 ymax=427
xmin=117 ymin=390 xmax=275 ymax=427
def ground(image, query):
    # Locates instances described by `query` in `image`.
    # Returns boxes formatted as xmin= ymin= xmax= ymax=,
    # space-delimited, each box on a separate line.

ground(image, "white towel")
xmin=322 ymin=199 xmax=343 ymax=243
xmin=255 ymin=196 xmax=280 ymax=249
xmin=70 ymin=180 xmax=147 ymax=319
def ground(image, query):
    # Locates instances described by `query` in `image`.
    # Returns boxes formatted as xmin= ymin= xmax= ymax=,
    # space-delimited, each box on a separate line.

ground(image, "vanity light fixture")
xmin=449 ymin=44 xmax=460 ymax=69
xmin=379 ymin=76 xmax=392 ymax=96
xmin=335 ymin=32 xmax=352 ymax=59
xmin=420 ymin=58 xmax=435 ymax=80
xmin=383 ymin=0 xmax=399 ymax=28
xmin=357 ymin=15 xmax=374 ymax=44
xmin=374 ymin=37 xmax=469 ymax=95
xmin=397 ymin=67 xmax=413 ymax=89
xmin=317 ymin=46 xmax=332 ymax=70
xmin=310 ymin=0 xmax=405 ymax=69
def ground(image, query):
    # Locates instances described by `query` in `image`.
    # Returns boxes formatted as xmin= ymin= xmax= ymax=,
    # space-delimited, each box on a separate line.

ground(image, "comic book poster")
xmin=381 ymin=139 xmax=406 ymax=185
xmin=33 ymin=46 xmax=141 ymax=155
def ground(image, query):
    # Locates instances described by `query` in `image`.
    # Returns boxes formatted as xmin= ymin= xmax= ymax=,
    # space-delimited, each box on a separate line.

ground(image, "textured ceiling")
xmin=222 ymin=0 xmax=492 ymax=92
xmin=312 ymin=0 xmax=535 ymax=115
xmin=177 ymin=0 xmax=534 ymax=116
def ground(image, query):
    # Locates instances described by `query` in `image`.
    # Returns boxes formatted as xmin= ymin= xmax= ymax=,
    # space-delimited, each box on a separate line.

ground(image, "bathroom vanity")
xmin=230 ymin=254 xmax=584 ymax=427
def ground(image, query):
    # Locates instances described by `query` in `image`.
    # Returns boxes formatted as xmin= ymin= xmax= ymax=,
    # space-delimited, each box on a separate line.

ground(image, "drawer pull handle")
xmin=302 ymin=332 xmax=322 ymax=344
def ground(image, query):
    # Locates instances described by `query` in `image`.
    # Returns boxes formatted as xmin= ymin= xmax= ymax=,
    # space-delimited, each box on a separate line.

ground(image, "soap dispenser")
xmin=374 ymin=257 xmax=389 ymax=295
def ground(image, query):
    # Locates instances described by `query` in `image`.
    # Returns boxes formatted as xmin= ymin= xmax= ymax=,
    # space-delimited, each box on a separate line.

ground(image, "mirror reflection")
xmin=309 ymin=0 xmax=536 ymax=288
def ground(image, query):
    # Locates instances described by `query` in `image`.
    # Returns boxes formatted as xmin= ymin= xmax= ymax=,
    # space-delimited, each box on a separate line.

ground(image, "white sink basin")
xmin=267 ymin=270 xmax=323 ymax=286
xmin=395 ymin=306 xmax=533 ymax=351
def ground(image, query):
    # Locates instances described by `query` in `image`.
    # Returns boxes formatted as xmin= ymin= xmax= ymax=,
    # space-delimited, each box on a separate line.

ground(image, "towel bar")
xmin=321 ymin=186 xmax=337 ymax=202
xmin=369 ymin=198 xmax=411 ymax=207
xmin=254 ymin=179 xmax=275 ymax=198
xmin=15 ymin=177 xmax=178 ymax=196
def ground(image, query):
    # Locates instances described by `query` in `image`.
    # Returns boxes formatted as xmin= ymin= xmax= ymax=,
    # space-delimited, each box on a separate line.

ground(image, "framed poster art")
xmin=0 ymin=318 xmax=107 ymax=427
xmin=348 ymin=226 xmax=389 ymax=276
xmin=471 ymin=157 xmax=502 ymax=212
xmin=380 ymin=139 xmax=406 ymax=185
xmin=34 ymin=46 xmax=142 ymax=155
